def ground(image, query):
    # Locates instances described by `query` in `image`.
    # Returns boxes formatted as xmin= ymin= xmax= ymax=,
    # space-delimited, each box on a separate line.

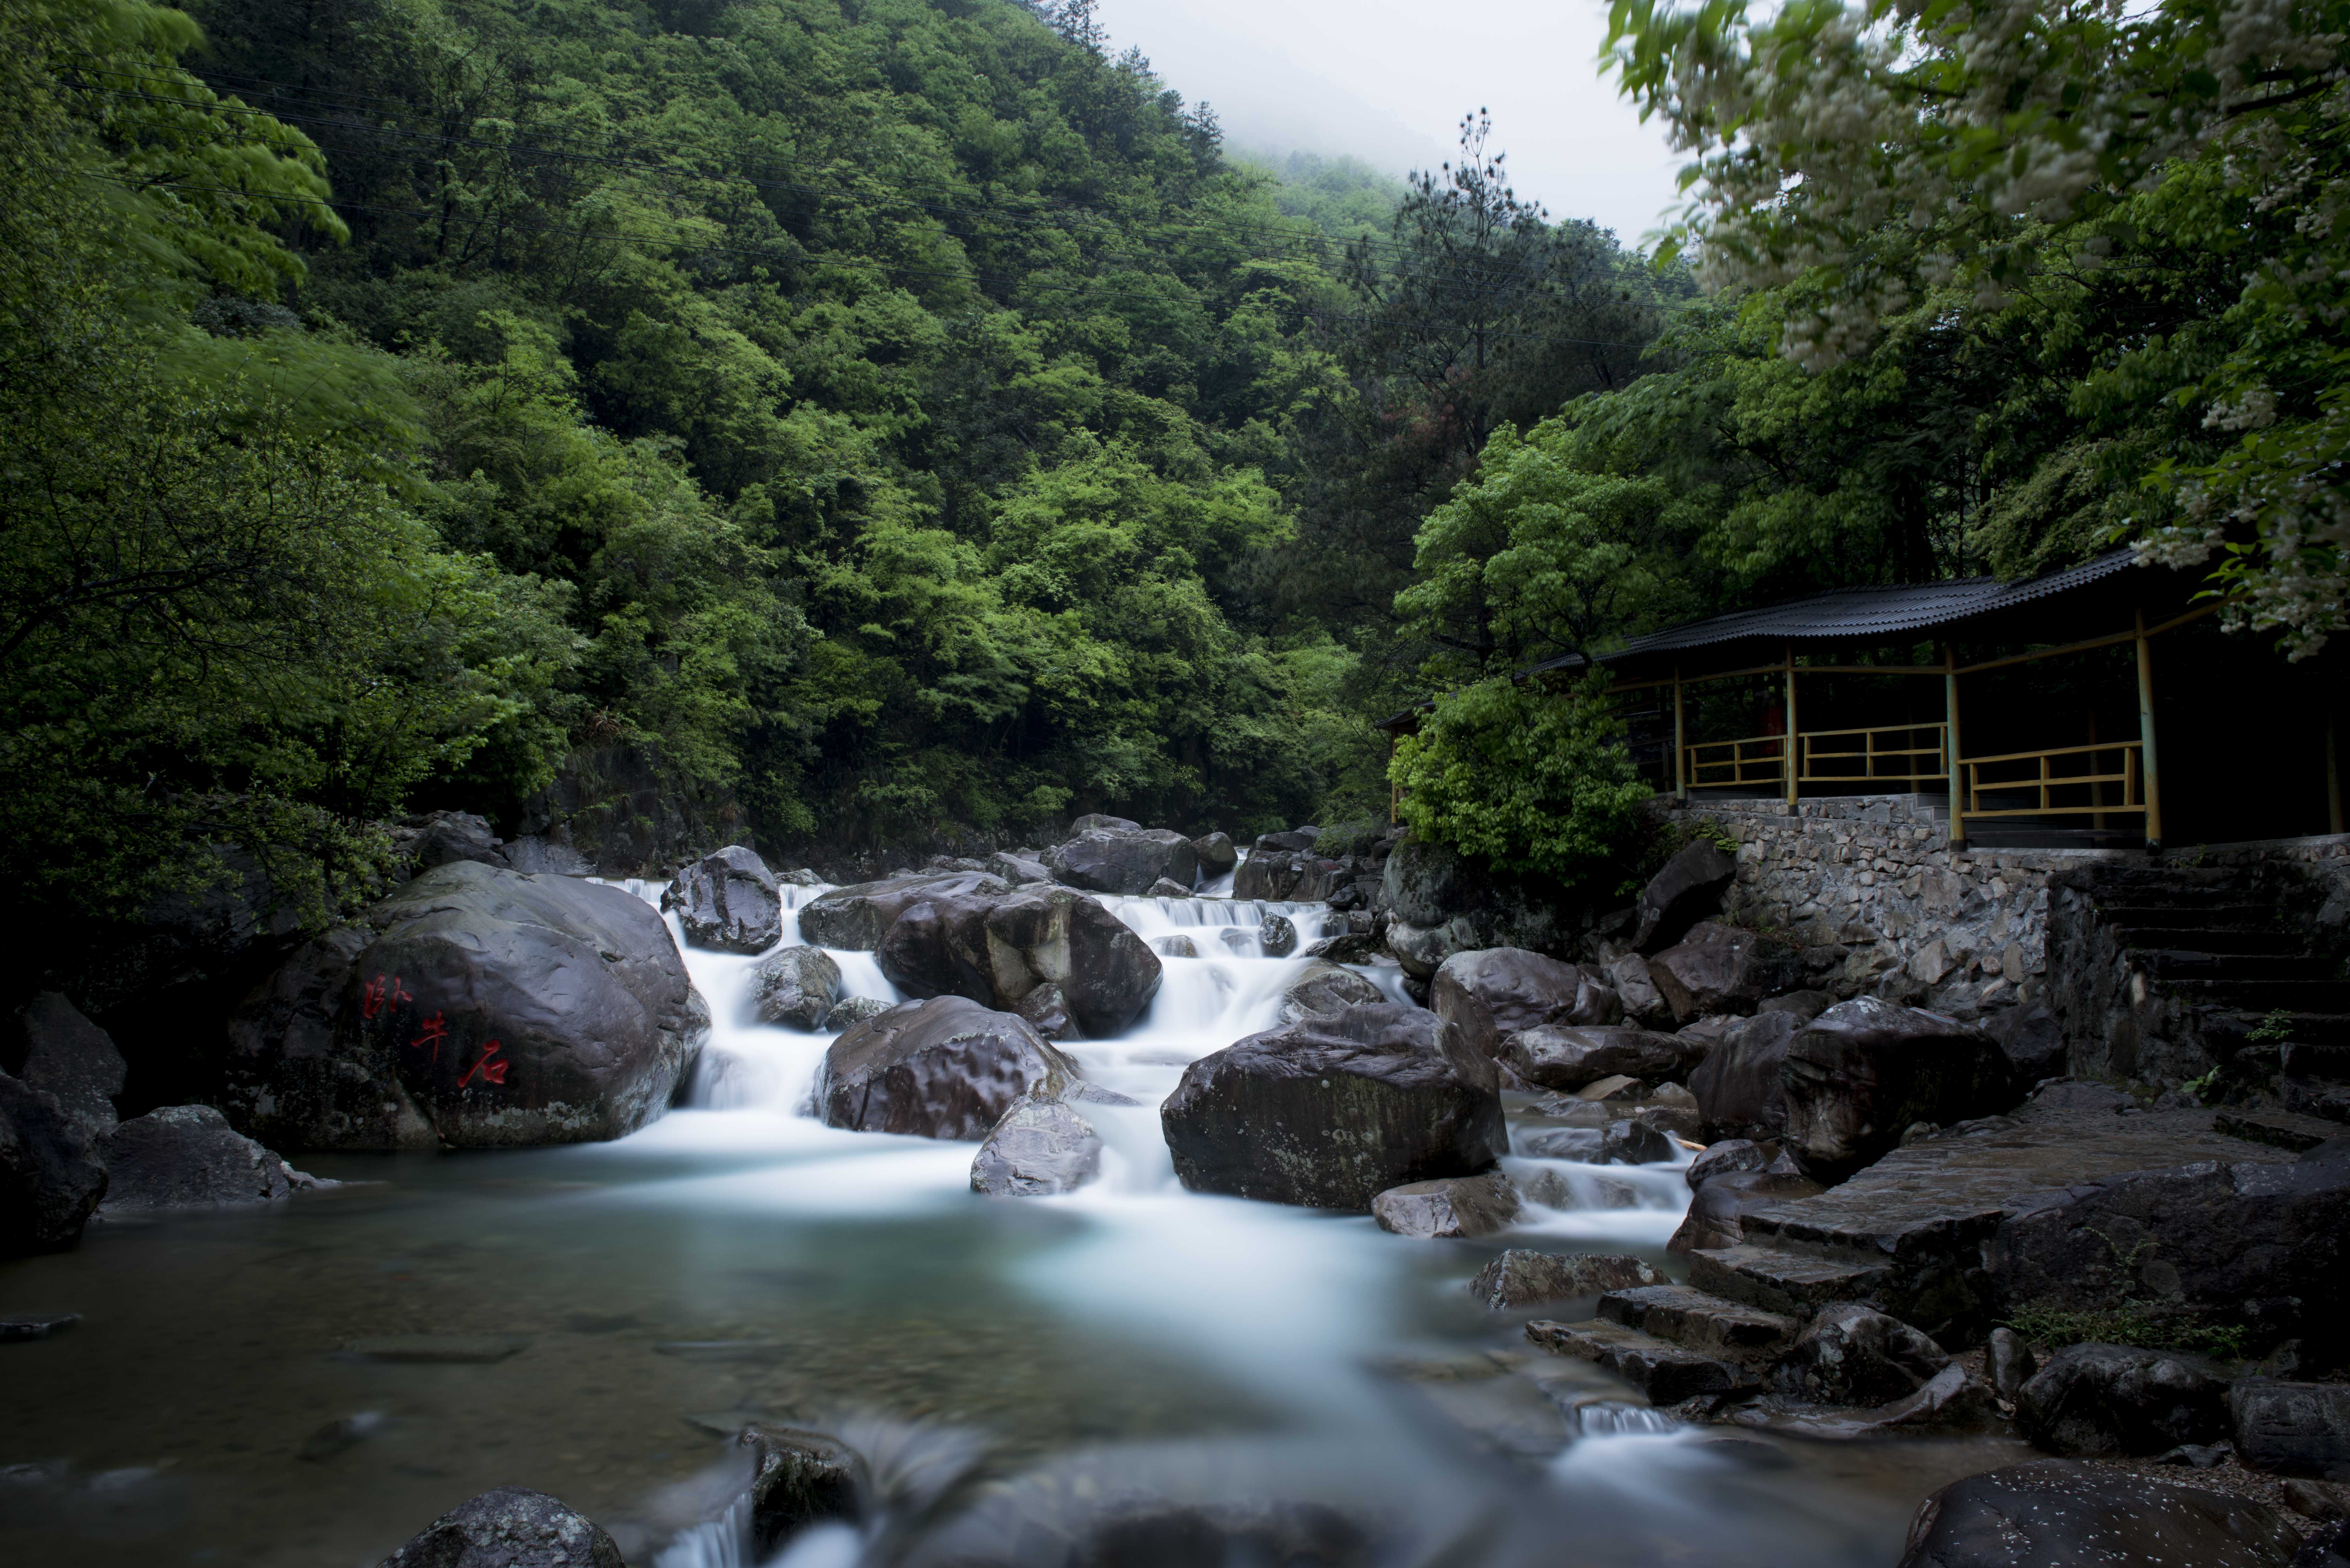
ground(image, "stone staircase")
xmin=2050 ymin=864 xmax=2350 ymax=1128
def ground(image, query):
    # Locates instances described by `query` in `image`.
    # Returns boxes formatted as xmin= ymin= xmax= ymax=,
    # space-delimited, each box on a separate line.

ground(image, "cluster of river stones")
xmin=8 ymin=816 xmax=2350 ymax=1566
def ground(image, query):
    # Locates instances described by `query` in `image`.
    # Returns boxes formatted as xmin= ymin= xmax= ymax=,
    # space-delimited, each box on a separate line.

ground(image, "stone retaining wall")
xmin=1648 ymin=794 xmax=2140 ymax=1019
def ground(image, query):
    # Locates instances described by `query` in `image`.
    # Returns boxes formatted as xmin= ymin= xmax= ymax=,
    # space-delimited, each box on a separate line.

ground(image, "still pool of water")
xmin=0 ymin=881 xmax=2029 ymax=1566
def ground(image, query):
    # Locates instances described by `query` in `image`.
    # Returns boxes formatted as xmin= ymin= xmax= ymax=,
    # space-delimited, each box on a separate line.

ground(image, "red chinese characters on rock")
xmin=459 ymin=1040 xmax=509 ymax=1089
xmin=409 ymin=1011 xmax=451 ymax=1064
xmin=360 ymin=972 xmax=413 ymax=1020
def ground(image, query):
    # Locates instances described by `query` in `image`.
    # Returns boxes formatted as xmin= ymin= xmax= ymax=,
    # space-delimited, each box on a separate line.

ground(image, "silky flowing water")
xmin=0 ymin=880 xmax=2028 ymax=1566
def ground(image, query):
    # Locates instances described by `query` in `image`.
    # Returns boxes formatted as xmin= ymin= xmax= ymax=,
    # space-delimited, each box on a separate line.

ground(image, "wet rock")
xmin=822 ymin=996 xmax=890 ymax=1032
xmin=1258 ymin=912 xmax=1299 ymax=958
xmin=1044 ymin=827 xmax=1197 ymax=897
xmin=1467 ymin=1250 xmax=1663 ymax=1308
xmin=298 ymin=1411 xmax=388 ymax=1462
xmin=1988 ymin=1142 xmax=2350 ymax=1346
xmin=2016 ymin=1343 xmax=2228 ymax=1457
xmin=1595 ymin=1118 xmax=1677 ymax=1165
xmin=1668 ymin=1168 xmax=1825 ymax=1252
xmin=2287 ymin=1480 xmax=2350 ymax=1521
xmin=1012 ymin=983 xmax=1075 ymax=1042
xmin=2302 ymin=1521 xmax=2350 ymax=1566
xmin=1577 ymin=1074 xmax=1642 ymax=1102
xmin=0 ymin=1074 xmax=107 ymax=1254
xmin=1160 ymin=1004 xmax=1505 ymax=1210
xmin=378 ymin=1485 xmax=625 ymax=1568
xmin=1604 ymin=954 xmax=1673 ymax=1029
xmin=0 ymin=1312 xmax=80 ymax=1341
xmin=502 ymin=836 xmax=595 ymax=876
xmin=751 ymin=947 xmax=842 ymax=1031
xmin=1232 ymin=828 xmax=1322 ymax=901
xmin=814 ymin=997 xmax=1079 ymax=1141
xmin=1158 ymin=936 xmax=1198 ymax=959
xmin=1690 ymin=1010 xmax=1801 ymax=1142
xmin=739 ymin=1424 xmax=861 ymax=1557
xmin=1647 ymin=923 xmax=1804 ymax=1023
xmin=1275 ymin=961 xmax=1385 ymax=1026
xmin=13 ymin=993 xmax=124 ymax=1139
xmin=1982 ymin=1001 xmax=2066 ymax=1085
xmin=1384 ymin=915 xmax=1479 ymax=981
xmin=1989 ymin=1328 xmax=2036 ymax=1404
xmin=1782 ymin=997 xmax=2017 ymax=1182
xmin=230 ymin=862 xmax=708 ymax=1150
xmin=96 ymin=1105 xmax=296 ymax=1209
xmin=1633 ymin=840 xmax=1738 ymax=954
xmin=2231 ymin=1382 xmax=2350 ymax=1478
xmin=1500 ymin=1025 xmax=1696 ymax=1092
xmin=1686 ymin=1138 xmax=1773 ymax=1189
xmin=1739 ymin=1363 xmax=1998 ymax=1441
xmin=874 ymin=885 xmax=1001 ymax=1003
xmin=1071 ymin=814 xmax=1140 ymax=833
xmin=799 ymin=872 xmax=1009 ymax=951
xmin=1893 ymin=1459 xmax=2301 ymax=1568
xmin=1191 ymin=832 xmax=1239 ymax=877
xmin=983 ymin=887 xmax=1164 ymax=1037
xmin=1756 ymin=989 xmax=1835 ymax=1023
xmin=1431 ymin=948 xmax=1619 ymax=1062
xmin=1147 ymin=877 xmax=1191 ymax=898
xmin=987 ymin=851 xmax=1049 ymax=886
xmin=970 ymin=1085 xmax=1133 ymax=1196
xmin=395 ymin=810 xmax=510 ymax=873
xmin=1778 ymin=1303 xmax=1950 ymax=1406
xmin=1370 ymin=1170 xmax=1520 ymax=1238
xmin=662 ymin=845 xmax=784 ymax=955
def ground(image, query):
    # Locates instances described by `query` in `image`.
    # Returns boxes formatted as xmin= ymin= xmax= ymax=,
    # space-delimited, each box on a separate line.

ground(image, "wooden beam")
xmin=1673 ymin=669 xmax=1687 ymax=802
xmin=2136 ymin=609 xmax=2164 ymax=850
xmin=2329 ymin=712 xmax=2343 ymax=836
xmin=1945 ymin=643 xmax=1966 ymax=850
xmin=1784 ymin=646 xmax=1799 ymax=805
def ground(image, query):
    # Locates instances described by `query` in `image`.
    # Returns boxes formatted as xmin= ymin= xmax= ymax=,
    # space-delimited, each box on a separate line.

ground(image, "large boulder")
xmin=1778 ymin=1303 xmax=1950 ymax=1407
xmin=1646 ymin=923 xmax=1803 ymax=1022
xmin=1604 ymin=954 xmax=1674 ymax=1029
xmin=1429 ymin=948 xmax=1619 ymax=1061
xmin=1370 ymin=1170 xmax=1520 ymax=1239
xmin=1232 ymin=828 xmax=1319 ymax=901
xmin=1192 ymin=832 xmax=1239 ymax=877
xmin=1500 ymin=1025 xmax=1696 ymax=1092
xmin=798 ymin=872 xmax=1008 ymax=951
xmin=1690 ymin=1010 xmax=1802 ymax=1141
xmin=0 ymin=1074 xmax=107 ymax=1255
xmin=2231 ymin=1382 xmax=2350 ymax=1478
xmin=1632 ymin=840 xmax=1738 ymax=954
xmin=224 ymin=863 xmax=709 ymax=1150
xmin=1782 ymin=997 xmax=2017 ymax=1182
xmin=969 ymin=1084 xmax=1137 ymax=1197
xmin=1275 ymin=961 xmax=1386 ymax=1026
xmin=986 ymin=850 xmax=1049 ymax=886
xmin=752 ymin=947 xmax=844 ymax=1031
xmin=1982 ymin=1001 xmax=2066 ymax=1085
xmin=378 ymin=1486 xmax=625 ymax=1568
xmin=14 ymin=992 xmax=125 ymax=1138
xmin=1384 ymin=916 xmax=1479 ymax=980
xmin=738 ymin=1425 xmax=861 ymax=1558
xmin=1989 ymin=1142 xmax=2350 ymax=1348
xmin=874 ymin=883 xmax=1002 ymax=1004
xmin=813 ymin=997 xmax=1079 ymax=1141
xmin=1669 ymin=1166 xmax=1825 ymax=1252
xmin=1894 ymin=1460 xmax=2301 ymax=1568
xmin=1160 ymin=1004 xmax=1505 ymax=1210
xmin=982 ymin=887 xmax=1164 ymax=1037
xmin=661 ymin=845 xmax=783 ymax=954
xmin=2015 ymin=1343 xmax=2229 ymax=1457
xmin=96 ymin=1105 xmax=296 ymax=1210
xmin=1467 ymin=1250 xmax=1663 ymax=1309
xmin=392 ymin=810 xmax=510 ymax=873
xmin=1043 ymin=828 xmax=1197 ymax=896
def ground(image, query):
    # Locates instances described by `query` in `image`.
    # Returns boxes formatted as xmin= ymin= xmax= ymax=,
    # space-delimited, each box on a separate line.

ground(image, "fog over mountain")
xmin=1094 ymin=0 xmax=1686 ymax=245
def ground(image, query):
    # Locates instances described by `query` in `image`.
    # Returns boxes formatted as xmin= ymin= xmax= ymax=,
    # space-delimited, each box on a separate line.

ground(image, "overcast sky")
xmin=1091 ymin=0 xmax=1688 ymax=246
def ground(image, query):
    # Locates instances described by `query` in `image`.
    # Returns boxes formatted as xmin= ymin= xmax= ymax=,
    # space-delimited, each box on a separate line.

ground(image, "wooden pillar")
xmin=1945 ymin=642 xmax=1966 ymax=850
xmin=2328 ymin=712 xmax=2343 ymax=836
xmin=1673 ymin=669 xmax=1687 ymax=802
xmin=1784 ymin=646 xmax=1799 ymax=805
xmin=2135 ymin=609 xmax=2164 ymax=851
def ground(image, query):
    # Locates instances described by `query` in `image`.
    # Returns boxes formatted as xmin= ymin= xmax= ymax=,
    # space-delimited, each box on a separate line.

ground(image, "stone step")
xmin=1523 ymin=1318 xmax=1758 ymax=1405
xmin=1686 ymin=1245 xmax=1890 ymax=1318
xmin=2206 ymin=1012 xmax=2350 ymax=1051
xmin=2215 ymin=1108 xmax=2349 ymax=1152
xmin=2109 ymin=925 xmax=2310 ymax=955
xmin=2165 ymin=978 xmax=2350 ymax=1014
xmin=1594 ymin=1283 xmax=1799 ymax=1360
xmin=2101 ymin=903 xmax=2279 ymax=929
xmin=2142 ymin=950 xmax=2340 ymax=982
xmin=2282 ymin=1080 xmax=2350 ymax=1124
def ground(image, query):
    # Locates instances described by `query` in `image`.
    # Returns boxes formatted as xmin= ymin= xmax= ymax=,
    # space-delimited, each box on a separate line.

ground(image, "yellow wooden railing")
xmin=1957 ymin=740 xmax=2145 ymax=821
xmin=1798 ymin=723 xmax=1948 ymax=787
xmin=1684 ymin=733 xmax=1788 ymax=788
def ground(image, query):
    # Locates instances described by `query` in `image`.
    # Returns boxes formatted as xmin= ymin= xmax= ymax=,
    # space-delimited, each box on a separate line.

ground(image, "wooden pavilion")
xmin=1390 ymin=551 xmax=2347 ymax=851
